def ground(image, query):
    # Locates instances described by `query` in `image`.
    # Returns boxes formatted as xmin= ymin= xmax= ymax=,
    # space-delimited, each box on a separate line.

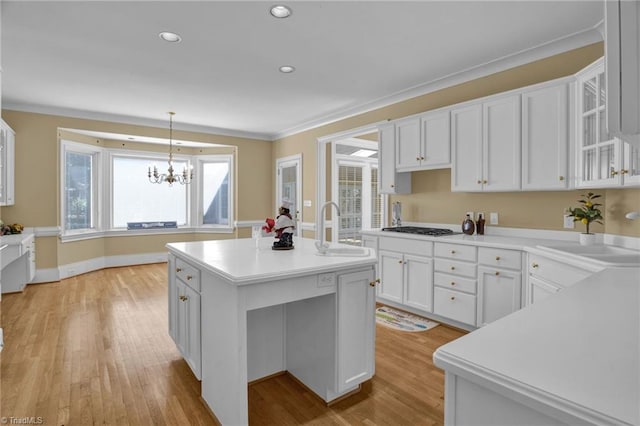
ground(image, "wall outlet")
xmin=489 ymin=212 xmax=499 ymax=225
xmin=466 ymin=211 xmax=475 ymax=220
xmin=563 ymin=214 xmax=575 ymax=229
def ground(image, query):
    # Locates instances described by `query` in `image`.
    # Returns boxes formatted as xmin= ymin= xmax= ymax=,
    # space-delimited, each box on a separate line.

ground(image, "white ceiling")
xmin=2 ymin=1 xmax=604 ymax=141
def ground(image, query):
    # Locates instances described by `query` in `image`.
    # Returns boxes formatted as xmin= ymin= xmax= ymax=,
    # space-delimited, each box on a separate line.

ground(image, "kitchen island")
xmin=166 ymin=237 xmax=377 ymax=425
xmin=433 ymin=267 xmax=640 ymax=426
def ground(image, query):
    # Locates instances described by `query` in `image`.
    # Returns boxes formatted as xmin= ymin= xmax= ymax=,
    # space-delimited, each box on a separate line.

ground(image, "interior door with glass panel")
xmin=276 ymin=155 xmax=301 ymax=237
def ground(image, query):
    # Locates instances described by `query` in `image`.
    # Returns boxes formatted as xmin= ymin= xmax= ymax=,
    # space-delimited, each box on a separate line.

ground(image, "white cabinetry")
xmin=526 ymin=252 xmax=599 ymax=306
xmin=168 ymin=254 xmax=201 ymax=379
xmin=378 ymin=123 xmax=411 ymax=194
xmin=477 ymin=247 xmax=522 ymax=327
xmin=521 ymin=81 xmax=570 ymax=190
xmin=575 ymin=58 xmax=640 ymax=187
xmin=337 ymin=269 xmax=375 ymax=392
xmin=451 ymin=94 xmax=521 ymax=192
xmin=605 ymin=0 xmax=640 ymax=140
xmin=0 ymin=233 xmax=35 ymax=294
xmin=396 ymin=110 xmax=450 ymax=171
xmin=0 ymin=120 xmax=15 ymax=206
xmin=433 ymin=242 xmax=478 ymax=326
xmin=378 ymin=236 xmax=433 ymax=313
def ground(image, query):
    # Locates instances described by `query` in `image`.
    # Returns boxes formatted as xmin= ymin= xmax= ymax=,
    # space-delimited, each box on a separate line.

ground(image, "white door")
xmin=276 ymin=155 xmax=302 ymax=237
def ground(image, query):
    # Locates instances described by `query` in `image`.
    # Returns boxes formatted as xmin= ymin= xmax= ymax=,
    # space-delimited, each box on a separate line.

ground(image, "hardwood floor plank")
xmin=1 ymin=263 xmax=465 ymax=425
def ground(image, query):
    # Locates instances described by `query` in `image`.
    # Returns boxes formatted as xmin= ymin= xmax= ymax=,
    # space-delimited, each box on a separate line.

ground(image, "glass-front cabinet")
xmin=576 ymin=58 xmax=640 ymax=187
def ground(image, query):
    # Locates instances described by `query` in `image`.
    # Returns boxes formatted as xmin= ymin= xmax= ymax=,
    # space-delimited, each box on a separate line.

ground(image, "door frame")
xmin=276 ymin=154 xmax=302 ymax=237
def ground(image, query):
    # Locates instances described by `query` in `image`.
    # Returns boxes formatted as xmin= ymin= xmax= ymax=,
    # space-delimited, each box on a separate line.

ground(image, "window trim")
xmin=60 ymin=141 xmax=235 ymax=242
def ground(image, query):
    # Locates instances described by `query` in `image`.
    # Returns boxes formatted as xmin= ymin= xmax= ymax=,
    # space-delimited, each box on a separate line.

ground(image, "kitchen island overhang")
xmin=166 ymin=237 xmax=378 ymax=425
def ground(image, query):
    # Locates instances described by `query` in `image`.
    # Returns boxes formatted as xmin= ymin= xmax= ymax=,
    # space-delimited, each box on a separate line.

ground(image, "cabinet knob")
xmin=483 ymin=180 xmax=488 ymax=184
xmin=376 ymin=278 xmax=381 ymax=283
xmin=450 ymin=266 xmax=455 ymax=271
xmin=621 ymin=169 xmax=629 ymax=175
xmin=495 ymin=256 xmax=501 ymax=261
xmin=495 ymin=271 xmax=500 ymax=276
xmin=369 ymin=281 xmax=376 ymax=287
xmin=450 ymin=296 xmax=455 ymax=301
xmin=450 ymin=282 xmax=456 ymax=286
xmin=416 ymin=156 xmax=421 ymax=161
xmin=179 ymin=295 xmax=188 ymax=301
xmin=477 ymin=180 xmax=482 ymax=184
xmin=186 ymin=275 xmax=193 ymax=280
xmin=176 ymin=267 xmax=183 ymax=272
xmin=420 ymin=156 xmax=425 ymax=160
xmin=451 ymin=250 xmax=456 ymax=254
xmin=611 ymin=170 xmax=619 ymax=176
xmin=390 ymin=184 xmax=395 ymax=188
xmin=398 ymin=260 xmax=403 ymax=264
xmin=532 ymin=263 xmax=539 ymax=268
xmin=559 ymin=176 xmax=564 ymax=181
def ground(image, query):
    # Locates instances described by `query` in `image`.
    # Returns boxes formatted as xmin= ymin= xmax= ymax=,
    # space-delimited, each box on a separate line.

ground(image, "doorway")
xmin=276 ymin=154 xmax=302 ymax=237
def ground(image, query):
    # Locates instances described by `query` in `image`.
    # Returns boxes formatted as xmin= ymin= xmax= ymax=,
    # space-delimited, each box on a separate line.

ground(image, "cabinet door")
xmin=168 ymin=257 xmax=179 ymax=342
xmin=0 ymin=121 xmax=14 ymax=206
xmin=528 ymin=275 xmax=561 ymax=306
xmin=378 ymin=250 xmax=404 ymax=303
xmin=477 ymin=267 xmax=521 ymax=327
xmin=422 ymin=110 xmax=451 ymax=168
xmin=175 ymin=280 xmax=188 ymax=356
xmin=483 ymin=95 xmax=521 ymax=191
xmin=522 ymin=84 xmax=569 ymax=190
xmin=183 ymin=283 xmax=202 ymax=380
xmin=451 ymin=103 xmax=483 ymax=191
xmin=337 ymin=269 xmax=375 ymax=393
xmin=622 ymin=141 xmax=640 ymax=186
xmin=378 ymin=124 xmax=411 ymax=194
xmin=404 ymin=254 xmax=434 ymax=312
xmin=395 ymin=117 xmax=421 ymax=170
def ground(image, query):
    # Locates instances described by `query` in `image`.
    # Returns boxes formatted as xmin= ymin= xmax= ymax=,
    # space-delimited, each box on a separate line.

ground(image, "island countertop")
xmin=166 ymin=237 xmax=377 ymax=285
xmin=433 ymin=267 xmax=640 ymax=425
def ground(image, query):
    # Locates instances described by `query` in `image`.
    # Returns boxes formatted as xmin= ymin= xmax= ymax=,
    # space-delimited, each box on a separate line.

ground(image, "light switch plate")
xmin=304 ymin=200 xmax=312 ymax=207
xmin=489 ymin=212 xmax=499 ymax=225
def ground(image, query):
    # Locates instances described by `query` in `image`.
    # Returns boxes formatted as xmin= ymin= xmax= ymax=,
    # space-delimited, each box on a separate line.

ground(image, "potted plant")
xmin=568 ymin=192 xmax=603 ymax=245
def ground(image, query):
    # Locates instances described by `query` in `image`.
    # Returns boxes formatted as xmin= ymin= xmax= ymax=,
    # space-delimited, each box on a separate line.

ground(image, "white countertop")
xmin=434 ymin=267 xmax=640 ymax=425
xmin=166 ymin=237 xmax=377 ymax=285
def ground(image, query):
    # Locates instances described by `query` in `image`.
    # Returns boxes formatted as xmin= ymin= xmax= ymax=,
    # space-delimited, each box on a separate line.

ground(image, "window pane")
xmin=202 ymin=162 xmax=230 ymax=225
xmin=583 ymin=112 xmax=596 ymax=146
xmin=582 ymin=148 xmax=596 ymax=181
xmin=65 ymin=151 xmax=93 ymax=230
xmin=338 ymin=165 xmax=363 ymax=245
xmin=113 ymin=157 xmax=187 ymax=228
xmin=371 ymin=167 xmax=382 ymax=229
xmin=583 ymin=77 xmax=596 ymax=112
xmin=599 ymin=145 xmax=615 ymax=180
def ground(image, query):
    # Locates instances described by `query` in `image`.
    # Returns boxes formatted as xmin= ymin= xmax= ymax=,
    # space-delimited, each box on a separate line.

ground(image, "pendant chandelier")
xmin=148 ymin=112 xmax=193 ymax=185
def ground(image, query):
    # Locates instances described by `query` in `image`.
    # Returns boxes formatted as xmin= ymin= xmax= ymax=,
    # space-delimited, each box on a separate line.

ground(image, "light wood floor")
xmin=1 ymin=264 xmax=465 ymax=425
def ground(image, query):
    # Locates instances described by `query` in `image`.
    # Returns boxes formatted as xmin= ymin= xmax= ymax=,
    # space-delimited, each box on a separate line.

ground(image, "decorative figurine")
xmin=264 ymin=200 xmax=295 ymax=250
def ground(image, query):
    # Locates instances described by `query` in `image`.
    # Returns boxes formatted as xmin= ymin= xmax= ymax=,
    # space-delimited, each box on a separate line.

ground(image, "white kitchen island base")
xmin=167 ymin=238 xmax=377 ymax=425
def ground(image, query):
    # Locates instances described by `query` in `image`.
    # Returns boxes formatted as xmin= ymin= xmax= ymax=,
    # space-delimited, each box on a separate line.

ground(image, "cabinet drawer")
xmin=478 ymin=247 xmax=521 ymax=270
xmin=434 ymin=242 xmax=477 ymax=262
xmin=434 ymin=258 xmax=477 ymax=279
xmin=434 ymin=287 xmax=476 ymax=326
xmin=528 ymin=254 xmax=592 ymax=288
xmin=175 ymin=258 xmax=201 ymax=292
xmin=434 ymin=272 xmax=476 ymax=294
xmin=379 ymin=236 xmax=433 ymax=256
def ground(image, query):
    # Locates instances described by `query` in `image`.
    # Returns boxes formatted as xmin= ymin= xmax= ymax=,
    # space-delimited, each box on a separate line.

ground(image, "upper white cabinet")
xmin=396 ymin=110 xmax=450 ymax=172
xmin=576 ymin=58 xmax=639 ymax=188
xmin=378 ymin=123 xmax=411 ymax=194
xmin=0 ymin=120 xmax=15 ymax=206
xmin=605 ymin=0 xmax=640 ymax=143
xmin=521 ymin=82 xmax=570 ymax=190
xmin=452 ymin=94 xmax=521 ymax=192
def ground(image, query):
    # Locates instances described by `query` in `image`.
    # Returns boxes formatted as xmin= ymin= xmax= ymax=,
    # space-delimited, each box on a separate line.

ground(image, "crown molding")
xmin=273 ymin=25 xmax=603 ymax=140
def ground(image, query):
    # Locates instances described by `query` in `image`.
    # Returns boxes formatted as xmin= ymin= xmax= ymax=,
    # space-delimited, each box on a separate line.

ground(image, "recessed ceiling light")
xmin=159 ymin=31 xmax=182 ymax=43
xmin=270 ymin=5 xmax=292 ymax=18
xmin=279 ymin=65 xmax=295 ymax=73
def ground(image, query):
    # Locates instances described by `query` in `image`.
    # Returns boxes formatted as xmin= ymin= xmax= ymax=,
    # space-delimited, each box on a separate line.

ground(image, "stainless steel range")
xmin=381 ymin=226 xmax=458 ymax=236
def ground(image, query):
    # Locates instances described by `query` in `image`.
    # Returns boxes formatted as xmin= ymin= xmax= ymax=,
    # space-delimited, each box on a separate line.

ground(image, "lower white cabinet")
xmin=337 ymin=269 xmax=375 ymax=392
xmin=378 ymin=236 xmax=434 ymax=313
xmin=168 ymin=254 xmax=202 ymax=379
xmin=0 ymin=233 xmax=36 ymax=294
xmin=477 ymin=247 xmax=522 ymax=327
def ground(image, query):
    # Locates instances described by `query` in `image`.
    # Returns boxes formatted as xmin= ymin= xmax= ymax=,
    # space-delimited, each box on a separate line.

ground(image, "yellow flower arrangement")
xmin=568 ymin=192 xmax=603 ymax=234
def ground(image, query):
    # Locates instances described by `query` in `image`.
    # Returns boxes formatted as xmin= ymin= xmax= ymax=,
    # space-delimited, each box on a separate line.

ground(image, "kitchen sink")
xmin=315 ymin=246 xmax=371 ymax=257
xmin=536 ymin=244 xmax=640 ymax=265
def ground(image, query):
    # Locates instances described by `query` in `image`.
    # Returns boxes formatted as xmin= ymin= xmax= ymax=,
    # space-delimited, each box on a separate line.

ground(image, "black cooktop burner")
xmin=381 ymin=226 xmax=457 ymax=236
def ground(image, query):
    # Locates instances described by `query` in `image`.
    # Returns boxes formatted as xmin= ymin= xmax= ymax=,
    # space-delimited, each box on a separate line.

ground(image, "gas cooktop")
xmin=381 ymin=226 xmax=458 ymax=236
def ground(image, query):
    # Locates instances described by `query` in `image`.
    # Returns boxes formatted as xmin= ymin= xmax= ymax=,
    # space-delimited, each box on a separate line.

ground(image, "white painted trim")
xmin=24 ymin=226 xmax=60 ymax=237
xmin=275 ymin=26 xmax=603 ymax=140
xmin=4 ymin=103 xmax=272 ymax=141
xmin=276 ymin=153 xmax=303 ymax=237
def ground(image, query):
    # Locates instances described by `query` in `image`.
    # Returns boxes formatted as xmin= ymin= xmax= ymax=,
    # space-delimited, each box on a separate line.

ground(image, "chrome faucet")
xmin=316 ymin=201 xmax=340 ymax=254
